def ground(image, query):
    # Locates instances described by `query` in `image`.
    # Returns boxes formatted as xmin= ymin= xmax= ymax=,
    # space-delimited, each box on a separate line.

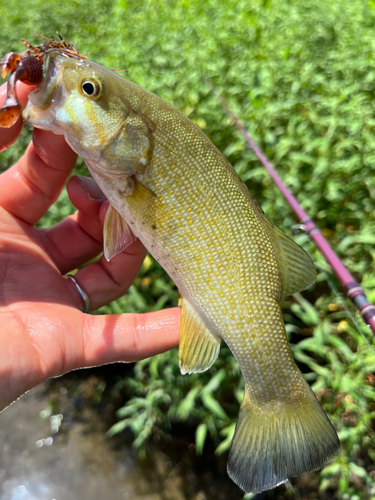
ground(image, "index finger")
xmin=0 ymin=81 xmax=34 ymax=152
xmin=0 ymin=82 xmax=78 ymax=226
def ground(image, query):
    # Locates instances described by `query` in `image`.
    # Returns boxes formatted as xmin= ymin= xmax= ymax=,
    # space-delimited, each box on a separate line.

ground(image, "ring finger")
xmin=68 ymin=240 xmax=147 ymax=312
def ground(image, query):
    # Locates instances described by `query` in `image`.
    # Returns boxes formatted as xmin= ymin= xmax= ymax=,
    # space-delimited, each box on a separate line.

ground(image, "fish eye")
xmin=80 ymin=78 xmax=102 ymax=99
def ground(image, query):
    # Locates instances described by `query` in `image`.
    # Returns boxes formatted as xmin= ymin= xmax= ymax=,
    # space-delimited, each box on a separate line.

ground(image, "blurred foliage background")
xmin=1 ymin=0 xmax=375 ymax=498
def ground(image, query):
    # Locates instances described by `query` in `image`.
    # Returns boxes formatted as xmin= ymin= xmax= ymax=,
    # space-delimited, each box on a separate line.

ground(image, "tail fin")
xmin=227 ymin=384 xmax=340 ymax=493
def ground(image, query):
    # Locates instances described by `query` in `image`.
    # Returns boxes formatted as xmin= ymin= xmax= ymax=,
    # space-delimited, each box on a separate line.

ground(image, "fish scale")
xmin=22 ymin=51 xmax=340 ymax=494
xmin=146 ymin=145 xmax=277 ymax=334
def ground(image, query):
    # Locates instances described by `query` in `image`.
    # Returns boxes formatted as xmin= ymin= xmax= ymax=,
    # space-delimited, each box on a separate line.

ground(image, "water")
xmin=0 ymin=372 xmax=322 ymax=500
xmin=0 ymin=374 xmax=244 ymax=500
xmin=0 ymin=382 xmax=158 ymax=500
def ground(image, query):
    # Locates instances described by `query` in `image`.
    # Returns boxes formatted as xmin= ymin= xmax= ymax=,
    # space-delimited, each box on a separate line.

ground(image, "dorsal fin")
xmin=179 ymin=297 xmax=221 ymax=375
xmin=266 ymin=221 xmax=316 ymax=297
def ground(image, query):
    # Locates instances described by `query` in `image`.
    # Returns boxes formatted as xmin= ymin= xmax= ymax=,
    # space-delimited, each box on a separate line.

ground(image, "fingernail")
xmin=77 ymin=175 xmax=106 ymax=201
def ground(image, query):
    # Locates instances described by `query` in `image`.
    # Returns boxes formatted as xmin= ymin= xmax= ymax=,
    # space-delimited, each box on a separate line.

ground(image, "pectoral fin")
xmin=103 ymin=205 xmax=135 ymax=261
xmin=179 ymin=298 xmax=221 ymax=374
xmin=126 ymin=179 xmax=175 ymax=232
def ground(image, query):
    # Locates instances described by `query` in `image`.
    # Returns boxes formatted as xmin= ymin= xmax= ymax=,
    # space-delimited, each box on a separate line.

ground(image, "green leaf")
xmin=202 ymin=369 xmax=226 ymax=394
xmin=215 ymin=423 xmax=235 ymax=455
xmin=201 ymin=392 xmax=230 ymax=422
xmin=107 ymin=419 xmax=130 ymax=437
xmin=195 ymin=423 xmax=207 ymax=455
xmin=349 ymin=462 xmax=370 ymax=480
xmin=175 ymin=386 xmax=201 ymax=421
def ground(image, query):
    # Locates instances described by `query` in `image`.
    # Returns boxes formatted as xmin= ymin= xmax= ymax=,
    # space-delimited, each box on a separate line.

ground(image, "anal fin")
xmin=179 ymin=298 xmax=221 ymax=375
xmin=104 ymin=205 xmax=135 ymax=261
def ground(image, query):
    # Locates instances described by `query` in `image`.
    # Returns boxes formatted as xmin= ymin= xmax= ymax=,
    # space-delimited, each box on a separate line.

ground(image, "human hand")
xmin=0 ymin=82 xmax=180 ymax=411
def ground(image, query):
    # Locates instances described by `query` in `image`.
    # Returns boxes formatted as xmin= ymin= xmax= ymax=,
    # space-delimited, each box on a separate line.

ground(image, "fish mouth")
xmin=22 ymin=52 xmax=67 ymax=134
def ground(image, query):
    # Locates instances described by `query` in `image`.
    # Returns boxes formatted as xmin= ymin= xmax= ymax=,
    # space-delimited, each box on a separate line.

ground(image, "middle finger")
xmin=40 ymin=176 xmax=106 ymax=274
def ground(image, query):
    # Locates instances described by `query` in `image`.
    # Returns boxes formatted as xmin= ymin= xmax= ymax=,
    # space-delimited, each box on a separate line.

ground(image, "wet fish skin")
xmin=22 ymin=52 xmax=340 ymax=493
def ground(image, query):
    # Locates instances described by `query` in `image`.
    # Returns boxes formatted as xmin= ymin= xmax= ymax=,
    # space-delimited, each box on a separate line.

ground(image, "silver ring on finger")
xmin=65 ymin=274 xmax=90 ymax=314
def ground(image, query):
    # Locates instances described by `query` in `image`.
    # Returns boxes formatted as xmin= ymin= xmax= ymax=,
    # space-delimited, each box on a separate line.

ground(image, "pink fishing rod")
xmin=215 ymin=93 xmax=375 ymax=336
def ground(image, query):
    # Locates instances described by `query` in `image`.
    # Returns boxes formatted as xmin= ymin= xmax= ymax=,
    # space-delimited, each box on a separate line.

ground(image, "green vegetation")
xmin=1 ymin=0 xmax=375 ymax=497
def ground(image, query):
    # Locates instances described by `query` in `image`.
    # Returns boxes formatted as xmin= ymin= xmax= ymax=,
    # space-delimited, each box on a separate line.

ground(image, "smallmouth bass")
xmin=15 ymin=50 xmax=339 ymax=493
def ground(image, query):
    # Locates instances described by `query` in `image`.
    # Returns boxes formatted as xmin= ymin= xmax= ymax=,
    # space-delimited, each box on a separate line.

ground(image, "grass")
xmin=1 ymin=0 xmax=375 ymax=497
